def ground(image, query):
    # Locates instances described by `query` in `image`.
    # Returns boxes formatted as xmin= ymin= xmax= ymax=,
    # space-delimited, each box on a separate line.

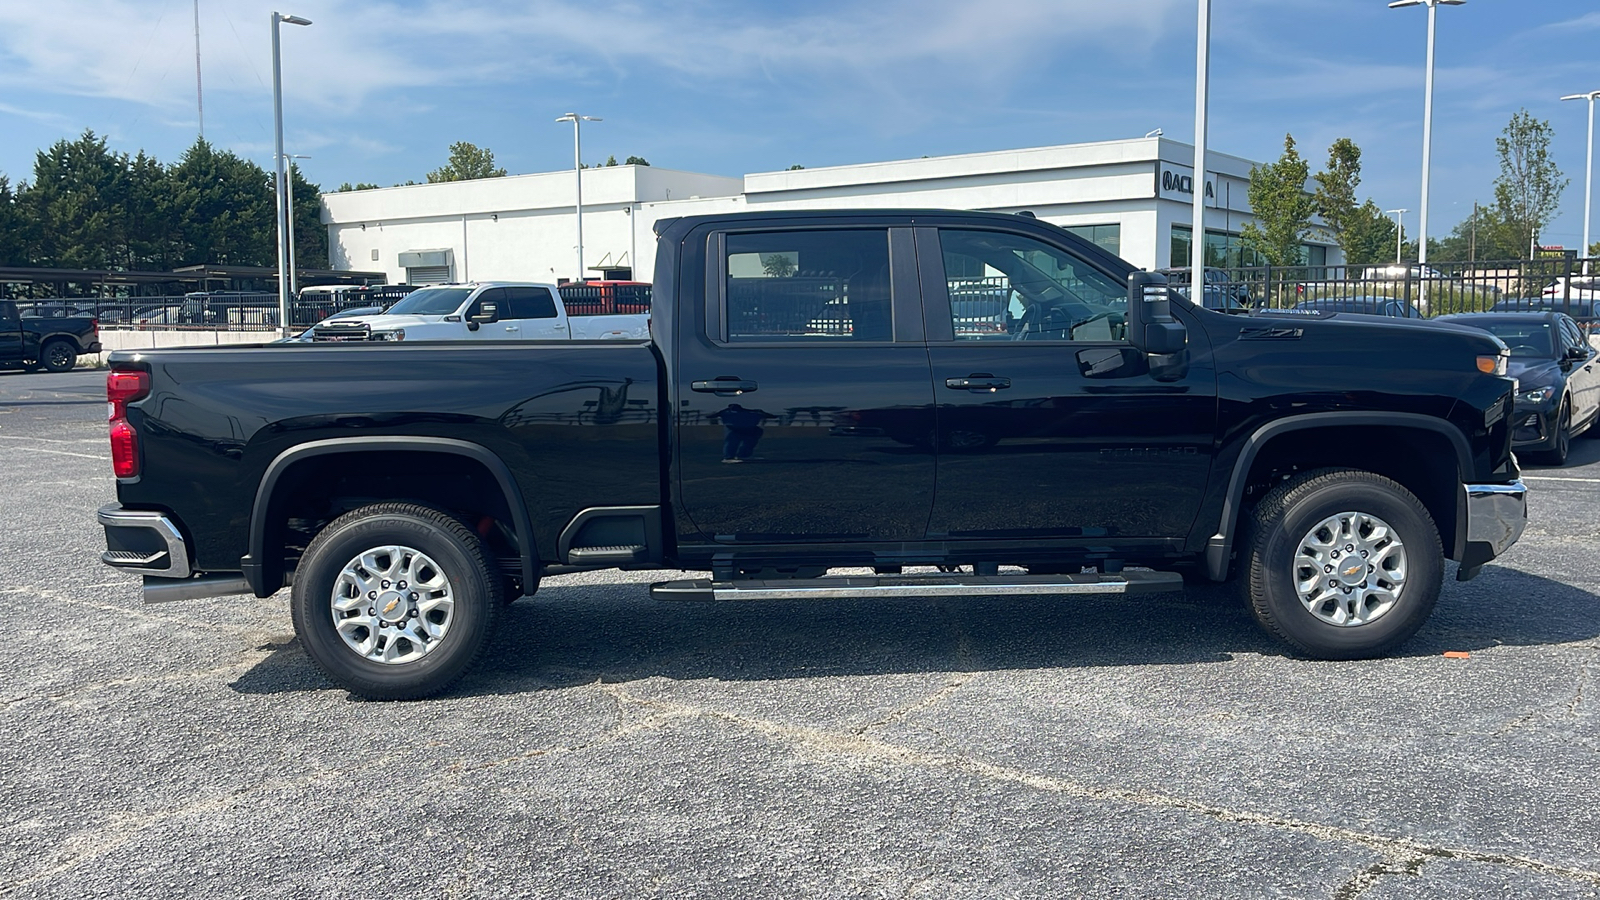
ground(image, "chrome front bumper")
xmin=1457 ymin=480 xmax=1528 ymax=580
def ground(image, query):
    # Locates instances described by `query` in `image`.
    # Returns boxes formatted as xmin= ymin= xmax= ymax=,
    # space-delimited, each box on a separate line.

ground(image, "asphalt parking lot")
xmin=1 ymin=367 xmax=1596 ymax=899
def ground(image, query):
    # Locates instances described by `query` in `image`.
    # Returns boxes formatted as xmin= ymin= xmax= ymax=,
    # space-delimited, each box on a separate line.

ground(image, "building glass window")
xmin=1171 ymin=226 xmax=1265 ymax=268
xmin=1062 ymin=223 xmax=1121 ymax=258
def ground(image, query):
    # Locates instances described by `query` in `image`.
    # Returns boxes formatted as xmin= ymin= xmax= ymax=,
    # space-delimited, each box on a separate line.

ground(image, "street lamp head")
xmin=276 ymin=13 xmax=312 ymax=26
xmin=1388 ymin=0 xmax=1464 ymax=7
xmin=1562 ymin=92 xmax=1600 ymax=102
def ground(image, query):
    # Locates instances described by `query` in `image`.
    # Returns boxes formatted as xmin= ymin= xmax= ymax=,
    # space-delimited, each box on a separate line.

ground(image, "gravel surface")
xmin=1 ymin=367 xmax=1596 ymax=899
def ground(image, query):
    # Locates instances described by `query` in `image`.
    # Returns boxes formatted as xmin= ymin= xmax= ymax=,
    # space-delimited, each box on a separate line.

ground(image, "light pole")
xmin=1386 ymin=209 xmax=1408 ymax=263
xmin=283 ymin=153 xmax=311 ymax=298
xmin=1562 ymin=90 xmax=1600 ymax=272
xmin=271 ymin=11 xmax=311 ymax=335
xmin=555 ymin=112 xmax=600 ymax=283
xmin=1389 ymin=0 xmax=1464 ymax=266
xmin=1192 ymin=0 xmax=1211 ymax=288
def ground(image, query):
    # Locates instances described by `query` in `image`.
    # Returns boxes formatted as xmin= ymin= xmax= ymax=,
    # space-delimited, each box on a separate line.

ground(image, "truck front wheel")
xmin=291 ymin=502 xmax=502 ymax=700
xmin=1243 ymin=469 xmax=1442 ymax=660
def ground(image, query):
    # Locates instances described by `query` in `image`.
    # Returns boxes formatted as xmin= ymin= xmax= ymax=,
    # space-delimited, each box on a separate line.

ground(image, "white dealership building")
xmin=320 ymin=136 xmax=1338 ymax=286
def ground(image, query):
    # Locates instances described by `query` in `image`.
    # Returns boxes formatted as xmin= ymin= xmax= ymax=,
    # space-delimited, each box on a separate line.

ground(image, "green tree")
xmin=336 ymin=182 xmax=380 ymax=192
xmin=1240 ymin=134 xmax=1315 ymax=266
xmin=1494 ymin=109 xmax=1568 ymax=258
xmin=168 ymin=138 xmax=276 ymax=266
xmin=1433 ymin=205 xmax=1520 ymax=262
xmin=0 ymin=175 xmax=25 ymax=266
xmin=761 ymin=253 xmax=796 ymax=277
xmin=1313 ymin=137 xmax=1361 ymax=251
xmin=426 ymin=142 xmax=507 ymax=183
xmin=625 ymin=156 xmax=650 ymax=166
xmin=788 ymin=164 xmax=805 ymax=170
xmin=288 ymin=162 xmax=328 ymax=270
xmin=1339 ymin=200 xmax=1398 ymax=267
xmin=603 ymin=155 xmax=619 ymax=167
xmin=20 ymin=130 xmax=133 ymax=269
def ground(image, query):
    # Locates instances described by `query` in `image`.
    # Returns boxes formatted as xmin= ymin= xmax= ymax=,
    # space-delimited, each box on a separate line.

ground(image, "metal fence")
xmin=17 ymin=259 xmax=1598 ymax=334
xmin=557 ymin=282 xmax=652 ymax=317
xmin=1187 ymin=257 xmax=1600 ymax=329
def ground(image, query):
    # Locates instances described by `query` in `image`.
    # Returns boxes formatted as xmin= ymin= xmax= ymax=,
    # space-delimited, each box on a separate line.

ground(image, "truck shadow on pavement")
xmin=229 ymin=563 xmax=1600 ymax=698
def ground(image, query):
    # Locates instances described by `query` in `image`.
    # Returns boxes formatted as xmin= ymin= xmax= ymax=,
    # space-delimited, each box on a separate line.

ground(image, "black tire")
xmin=1540 ymin=403 xmax=1571 ymax=465
xmin=291 ymin=502 xmax=502 ymax=700
xmin=1242 ymin=469 xmax=1442 ymax=660
xmin=40 ymin=340 xmax=77 ymax=373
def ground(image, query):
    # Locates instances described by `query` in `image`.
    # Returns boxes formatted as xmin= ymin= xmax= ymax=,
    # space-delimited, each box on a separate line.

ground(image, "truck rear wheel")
xmin=290 ymin=502 xmax=502 ymax=700
xmin=40 ymin=340 xmax=77 ymax=373
xmin=1242 ymin=469 xmax=1442 ymax=660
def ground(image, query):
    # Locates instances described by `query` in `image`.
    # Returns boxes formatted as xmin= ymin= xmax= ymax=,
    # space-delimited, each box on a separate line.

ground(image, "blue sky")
xmin=1 ymin=0 xmax=1598 ymax=250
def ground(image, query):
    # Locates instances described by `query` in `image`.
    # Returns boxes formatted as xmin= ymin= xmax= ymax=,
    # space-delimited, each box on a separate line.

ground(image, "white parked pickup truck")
xmin=311 ymin=282 xmax=649 ymax=343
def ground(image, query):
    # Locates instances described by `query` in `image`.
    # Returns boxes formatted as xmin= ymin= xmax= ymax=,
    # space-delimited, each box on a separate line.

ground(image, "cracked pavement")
xmin=1 ymin=369 xmax=1598 ymax=899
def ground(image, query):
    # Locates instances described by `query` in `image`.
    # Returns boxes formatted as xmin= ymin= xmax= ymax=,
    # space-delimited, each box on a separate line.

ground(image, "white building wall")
xmin=323 ymin=166 xmax=743 ymax=284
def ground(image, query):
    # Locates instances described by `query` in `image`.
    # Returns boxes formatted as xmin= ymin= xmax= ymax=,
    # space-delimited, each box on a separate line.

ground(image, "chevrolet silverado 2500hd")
xmin=97 ymin=210 xmax=1528 ymax=699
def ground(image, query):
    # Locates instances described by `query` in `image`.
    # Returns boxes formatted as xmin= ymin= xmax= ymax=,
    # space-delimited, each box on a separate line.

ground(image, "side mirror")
xmin=1126 ymin=272 xmax=1187 ymax=355
xmin=469 ymin=301 xmax=499 ymax=325
xmin=1566 ymin=345 xmax=1589 ymax=361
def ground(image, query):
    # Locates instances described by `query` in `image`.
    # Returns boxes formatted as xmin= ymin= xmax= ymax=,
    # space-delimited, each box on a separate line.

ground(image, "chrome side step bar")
xmin=649 ymin=571 xmax=1182 ymax=602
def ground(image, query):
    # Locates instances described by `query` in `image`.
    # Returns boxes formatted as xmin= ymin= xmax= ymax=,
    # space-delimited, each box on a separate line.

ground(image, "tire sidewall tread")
xmin=1243 ymin=468 xmax=1443 ymax=660
xmin=291 ymin=502 xmax=503 ymax=700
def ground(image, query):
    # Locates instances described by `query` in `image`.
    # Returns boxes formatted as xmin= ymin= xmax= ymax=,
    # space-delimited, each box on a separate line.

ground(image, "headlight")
xmin=1520 ymin=386 xmax=1554 ymax=403
xmin=377 ymin=329 xmax=405 ymax=342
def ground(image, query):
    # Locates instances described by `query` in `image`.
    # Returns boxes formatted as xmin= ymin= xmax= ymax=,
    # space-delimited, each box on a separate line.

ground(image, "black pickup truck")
xmin=97 ymin=210 xmax=1528 ymax=699
xmin=1 ymin=300 xmax=102 ymax=372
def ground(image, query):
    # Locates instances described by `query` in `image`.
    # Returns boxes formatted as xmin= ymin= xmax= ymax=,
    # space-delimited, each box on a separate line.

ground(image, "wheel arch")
xmin=1204 ymin=412 xmax=1472 ymax=581
xmin=245 ymin=437 xmax=537 ymax=597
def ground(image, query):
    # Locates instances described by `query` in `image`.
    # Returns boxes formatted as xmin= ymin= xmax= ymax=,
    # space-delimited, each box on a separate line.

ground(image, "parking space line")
xmin=8 ymin=447 xmax=109 ymax=461
xmin=1523 ymin=475 xmax=1600 ymax=483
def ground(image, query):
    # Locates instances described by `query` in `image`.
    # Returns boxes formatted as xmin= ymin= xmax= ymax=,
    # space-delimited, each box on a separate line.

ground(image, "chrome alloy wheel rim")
xmin=330 ymin=545 xmax=455 ymax=664
xmin=1293 ymin=511 xmax=1407 ymax=627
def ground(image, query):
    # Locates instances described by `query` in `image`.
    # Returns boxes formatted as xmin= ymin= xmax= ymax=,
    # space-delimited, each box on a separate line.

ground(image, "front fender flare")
xmin=1203 ymin=412 xmax=1473 ymax=581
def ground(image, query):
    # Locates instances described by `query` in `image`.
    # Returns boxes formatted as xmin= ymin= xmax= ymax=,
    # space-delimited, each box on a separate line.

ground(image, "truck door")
xmin=674 ymin=226 xmax=937 ymax=544
xmin=503 ymin=286 xmax=568 ymax=340
xmin=465 ymin=288 xmax=511 ymax=340
xmin=919 ymin=226 xmax=1217 ymax=543
xmin=0 ymin=303 xmax=21 ymax=362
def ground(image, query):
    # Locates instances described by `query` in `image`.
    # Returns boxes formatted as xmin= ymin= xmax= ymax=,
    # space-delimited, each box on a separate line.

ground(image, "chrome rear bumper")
xmin=97 ymin=505 xmax=191 ymax=579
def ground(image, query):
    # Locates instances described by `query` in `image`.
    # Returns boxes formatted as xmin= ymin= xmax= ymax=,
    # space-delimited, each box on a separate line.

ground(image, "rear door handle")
xmin=691 ymin=379 xmax=759 ymax=394
xmin=945 ymin=375 xmax=1011 ymax=392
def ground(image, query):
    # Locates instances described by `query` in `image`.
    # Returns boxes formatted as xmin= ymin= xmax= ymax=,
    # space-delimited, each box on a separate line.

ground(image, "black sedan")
xmin=1436 ymin=311 xmax=1600 ymax=464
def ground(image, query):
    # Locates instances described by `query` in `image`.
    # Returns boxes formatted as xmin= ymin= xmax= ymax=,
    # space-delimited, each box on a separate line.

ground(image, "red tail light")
xmin=107 ymin=368 xmax=151 ymax=478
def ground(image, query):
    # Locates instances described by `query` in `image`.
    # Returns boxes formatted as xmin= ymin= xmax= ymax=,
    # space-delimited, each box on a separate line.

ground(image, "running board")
xmin=649 ymin=571 xmax=1182 ymax=602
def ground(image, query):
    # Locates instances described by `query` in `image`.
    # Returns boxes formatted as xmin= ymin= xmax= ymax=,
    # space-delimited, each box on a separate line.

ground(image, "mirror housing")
xmin=1565 ymin=345 xmax=1589 ymax=361
xmin=1126 ymin=272 xmax=1187 ymax=355
xmin=468 ymin=301 xmax=499 ymax=325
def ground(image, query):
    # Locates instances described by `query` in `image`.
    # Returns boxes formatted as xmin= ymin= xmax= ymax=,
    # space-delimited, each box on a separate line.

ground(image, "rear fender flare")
xmin=244 ymin=436 xmax=536 ymax=596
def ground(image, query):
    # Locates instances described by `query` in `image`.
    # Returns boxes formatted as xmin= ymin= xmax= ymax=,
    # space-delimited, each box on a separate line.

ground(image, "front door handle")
xmin=691 ymin=379 xmax=759 ymax=395
xmin=945 ymin=375 xmax=1011 ymax=392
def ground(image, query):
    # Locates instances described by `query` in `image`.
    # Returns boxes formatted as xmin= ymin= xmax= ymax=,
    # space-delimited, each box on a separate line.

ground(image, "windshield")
xmin=383 ymin=287 xmax=473 ymax=316
xmin=1472 ymin=321 xmax=1555 ymax=358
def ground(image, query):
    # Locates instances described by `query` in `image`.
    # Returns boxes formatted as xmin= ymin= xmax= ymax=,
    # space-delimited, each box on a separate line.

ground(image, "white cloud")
xmin=0 ymin=0 xmax=1191 ymax=115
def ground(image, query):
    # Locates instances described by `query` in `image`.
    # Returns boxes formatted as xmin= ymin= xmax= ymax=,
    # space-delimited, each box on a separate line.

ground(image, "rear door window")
xmin=504 ymin=287 xmax=558 ymax=320
xmin=722 ymin=230 xmax=892 ymax=341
